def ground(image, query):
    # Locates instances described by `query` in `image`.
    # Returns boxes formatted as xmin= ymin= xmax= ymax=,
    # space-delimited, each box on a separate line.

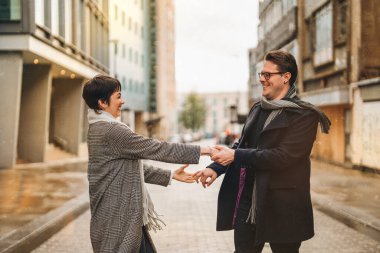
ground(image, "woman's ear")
xmin=98 ymin=99 xmax=108 ymax=110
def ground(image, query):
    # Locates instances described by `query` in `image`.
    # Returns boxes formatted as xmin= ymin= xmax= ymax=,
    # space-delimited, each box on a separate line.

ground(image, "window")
xmin=134 ymin=51 xmax=138 ymax=64
xmin=122 ymin=77 xmax=126 ymax=91
xmin=129 ymin=79 xmax=133 ymax=91
xmin=43 ymin=0 xmax=51 ymax=28
xmin=0 ymin=0 xmax=21 ymax=21
xmin=128 ymin=17 xmax=132 ymax=30
xmin=335 ymin=0 xmax=347 ymax=44
xmin=35 ymin=0 xmax=43 ymax=24
xmin=313 ymin=2 xmax=333 ymax=66
xmin=141 ymin=54 xmax=144 ymax=67
xmin=129 ymin=48 xmax=132 ymax=61
xmin=141 ymin=26 xmax=144 ymax=38
xmin=122 ymin=11 xmax=125 ymax=26
xmin=140 ymin=82 xmax=144 ymax=93
xmin=282 ymin=0 xmax=296 ymax=14
xmin=134 ymin=81 xmax=138 ymax=92
xmin=122 ymin=44 xmax=126 ymax=58
xmin=134 ymin=22 xmax=138 ymax=35
xmin=58 ymin=0 xmax=66 ymax=38
xmin=114 ymin=5 xmax=118 ymax=20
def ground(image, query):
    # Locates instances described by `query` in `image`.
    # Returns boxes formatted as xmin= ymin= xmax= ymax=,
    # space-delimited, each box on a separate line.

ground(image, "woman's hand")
xmin=173 ymin=164 xmax=196 ymax=183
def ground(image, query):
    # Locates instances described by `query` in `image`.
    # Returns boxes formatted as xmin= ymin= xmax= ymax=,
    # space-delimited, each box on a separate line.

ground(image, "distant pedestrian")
xmin=82 ymin=75 xmax=213 ymax=253
xmin=194 ymin=50 xmax=331 ymax=253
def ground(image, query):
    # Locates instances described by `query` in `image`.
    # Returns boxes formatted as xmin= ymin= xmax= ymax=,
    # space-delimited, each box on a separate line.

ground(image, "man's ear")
xmin=98 ymin=99 xmax=108 ymax=110
xmin=283 ymin=72 xmax=291 ymax=84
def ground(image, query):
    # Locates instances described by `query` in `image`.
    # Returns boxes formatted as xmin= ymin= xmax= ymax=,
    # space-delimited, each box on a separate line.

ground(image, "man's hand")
xmin=211 ymin=145 xmax=235 ymax=166
xmin=173 ymin=164 xmax=196 ymax=183
xmin=193 ymin=168 xmax=217 ymax=188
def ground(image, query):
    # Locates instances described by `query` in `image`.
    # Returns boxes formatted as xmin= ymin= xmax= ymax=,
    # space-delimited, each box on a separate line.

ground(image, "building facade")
xmin=147 ymin=0 xmax=177 ymax=140
xmin=108 ymin=0 xmax=177 ymax=140
xmin=0 ymin=0 xmax=109 ymax=168
xmin=108 ymin=0 xmax=150 ymax=133
xmin=197 ymin=92 xmax=248 ymax=137
xmin=249 ymin=0 xmax=380 ymax=171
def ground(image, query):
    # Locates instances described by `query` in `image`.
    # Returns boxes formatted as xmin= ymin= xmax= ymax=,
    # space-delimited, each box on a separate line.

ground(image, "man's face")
xmin=259 ymin=61 xmax=290 ymax=100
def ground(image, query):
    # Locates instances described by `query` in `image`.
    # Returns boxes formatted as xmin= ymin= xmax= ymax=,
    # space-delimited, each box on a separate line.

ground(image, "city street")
xmin=32 ymin=148 xmax=380 ymax=253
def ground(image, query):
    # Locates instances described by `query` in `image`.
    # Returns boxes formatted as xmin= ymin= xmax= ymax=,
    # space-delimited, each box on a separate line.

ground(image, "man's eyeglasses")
xmin=258 ymin=72 xmax=285 ymax=80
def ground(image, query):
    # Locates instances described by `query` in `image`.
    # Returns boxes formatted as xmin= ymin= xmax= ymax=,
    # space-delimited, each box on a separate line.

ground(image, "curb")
xmin=0 ymin=192 xmax=90 ymax=253
xmin=311 ymin=190 xmax=380 ymax=242
xmin=14 ymin=157 xmax=88 ymax=170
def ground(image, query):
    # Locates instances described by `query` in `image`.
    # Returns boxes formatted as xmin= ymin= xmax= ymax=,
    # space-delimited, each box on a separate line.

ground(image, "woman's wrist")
xmin=200 ymin=146 xmax=212 ymax=156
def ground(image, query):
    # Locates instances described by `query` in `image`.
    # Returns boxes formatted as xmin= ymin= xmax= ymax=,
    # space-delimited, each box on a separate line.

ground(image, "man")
xmin=195 ymin=50 xmax=330 ymax=253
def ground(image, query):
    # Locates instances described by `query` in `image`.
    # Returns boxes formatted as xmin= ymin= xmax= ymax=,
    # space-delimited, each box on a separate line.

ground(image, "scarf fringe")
xmin=145 ymin=209 xmax=166 ymax=232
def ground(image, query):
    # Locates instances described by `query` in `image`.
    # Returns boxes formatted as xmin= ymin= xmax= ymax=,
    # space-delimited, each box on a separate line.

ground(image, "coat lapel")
xmin=239 ymin=106 xmax=260 ymax=147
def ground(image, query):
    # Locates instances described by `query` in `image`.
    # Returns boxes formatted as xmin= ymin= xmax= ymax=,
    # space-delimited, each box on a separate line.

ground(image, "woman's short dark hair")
xmin=265 ymin=50 xmax=298 ymax=86
xmin=82 ymin=75 xmax=121 ymax=113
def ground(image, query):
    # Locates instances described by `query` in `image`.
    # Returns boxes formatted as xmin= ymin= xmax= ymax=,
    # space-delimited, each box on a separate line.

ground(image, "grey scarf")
xmin=247 ymin=85 xmax=331 ymax=224
xmin=88 ymin=109 xmax=165 ymax=231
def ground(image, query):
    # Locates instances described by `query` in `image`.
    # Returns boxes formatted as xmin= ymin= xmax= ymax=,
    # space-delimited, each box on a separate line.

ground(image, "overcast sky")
xmin=175 ymin=0 xmax=259 ymax=93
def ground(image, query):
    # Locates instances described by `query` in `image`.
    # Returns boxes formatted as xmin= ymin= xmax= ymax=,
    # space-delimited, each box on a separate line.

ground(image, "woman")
xmin=82 ymin=75 xmax=211 ymax=253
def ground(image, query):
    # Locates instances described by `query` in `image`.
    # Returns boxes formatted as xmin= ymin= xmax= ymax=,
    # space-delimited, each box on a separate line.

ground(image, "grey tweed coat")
xmin=87 ymin=122 xmax=200 ymax=253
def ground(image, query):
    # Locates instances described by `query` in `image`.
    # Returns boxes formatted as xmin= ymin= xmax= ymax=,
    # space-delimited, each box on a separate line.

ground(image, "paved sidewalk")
xmin=32 ymin=157 xmax=380 ymax=252
xmin=2 ymin=139 xmax=380 ymax=252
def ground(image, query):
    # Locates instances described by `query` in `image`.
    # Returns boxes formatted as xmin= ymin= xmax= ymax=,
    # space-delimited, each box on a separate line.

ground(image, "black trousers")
xmin=234 ymin=215 xmax=301 ymax=253
xmin=139 ymin=227 xmax=155 ymax=253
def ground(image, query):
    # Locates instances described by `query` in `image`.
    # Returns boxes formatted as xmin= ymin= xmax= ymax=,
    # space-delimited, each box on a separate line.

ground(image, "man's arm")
xmin=213 ymin=111 xmax=319 ymax=171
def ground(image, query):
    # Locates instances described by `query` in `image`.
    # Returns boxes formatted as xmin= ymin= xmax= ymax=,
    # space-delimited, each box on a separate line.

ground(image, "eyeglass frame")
xmin=258 ymin=71 xmax=287 ymax=80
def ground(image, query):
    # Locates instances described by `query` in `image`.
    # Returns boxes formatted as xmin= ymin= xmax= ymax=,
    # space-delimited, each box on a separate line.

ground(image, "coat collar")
xmin=239 ymin=106 xmax=292 ymax=146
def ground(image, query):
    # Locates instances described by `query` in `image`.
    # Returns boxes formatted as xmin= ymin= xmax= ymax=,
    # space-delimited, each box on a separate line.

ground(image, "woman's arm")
xmin=106 ymin=123 xmax=206 ymax=164
xmin=143 ymin=163 xmax=195 ymax=186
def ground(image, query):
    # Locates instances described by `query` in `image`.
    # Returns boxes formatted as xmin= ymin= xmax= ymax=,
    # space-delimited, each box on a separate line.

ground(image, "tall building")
xmin=108 ymin=0 xmax=150 ymax=133
xmin=0 ymin=0 xmax=109 ymax=168
xmin=108 ymin=0 xmax=177 ymax=140
xmin=249 ymin=0 xmax=380 ymax=172
xmin=299 ymin=0 xmax=380 ymax=171
xmin=147 ymin=0 xmax=176 ymax=140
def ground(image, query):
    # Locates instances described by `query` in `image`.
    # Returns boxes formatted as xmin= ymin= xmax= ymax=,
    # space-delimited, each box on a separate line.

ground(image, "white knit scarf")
xmin=88 ymin=109 xmax=165 ymax=232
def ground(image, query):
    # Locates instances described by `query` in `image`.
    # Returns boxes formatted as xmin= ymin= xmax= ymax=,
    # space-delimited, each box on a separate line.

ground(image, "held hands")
xmin=192 ymin=145 xmax=235 ymax=188
xmin=173 ymin=164 xmax=196 ymax=183
xmin=192 ymin=168 xmax=217 ymax=188
xmin=210 ymin=145 xmax=235 ymax=166
xmin=200 ymin=145 xmax=235 ymax=167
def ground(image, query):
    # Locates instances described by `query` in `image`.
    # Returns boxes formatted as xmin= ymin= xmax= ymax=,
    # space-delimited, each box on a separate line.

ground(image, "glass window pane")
xmin=0 ymin=0 xmax=21 ymax=21
xmin=314 ymin=3 xmax=333 ymax=66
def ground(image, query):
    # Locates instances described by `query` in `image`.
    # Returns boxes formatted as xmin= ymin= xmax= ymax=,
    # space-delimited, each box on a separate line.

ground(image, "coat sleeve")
xmin=143 ymin=163 xmax=171 ymax=186
xmin=207 ymin=138 xmax=241 ymax=176
xmin=234 ymin=111 xmax=319 ymax=171
xmin=106 ymin=123 xmax=200 ymax=164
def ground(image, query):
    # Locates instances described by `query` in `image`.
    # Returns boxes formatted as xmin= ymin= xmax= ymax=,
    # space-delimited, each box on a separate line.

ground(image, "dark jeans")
xmin=139 ymin=227 xmax=154 ymax=253
xmin=234 ymin=215 xmax=301 ymax=253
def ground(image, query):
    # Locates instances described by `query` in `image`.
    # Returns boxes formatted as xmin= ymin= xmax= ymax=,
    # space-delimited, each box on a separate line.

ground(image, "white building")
xmin=198 ymin=92 xmax=249 ymax=136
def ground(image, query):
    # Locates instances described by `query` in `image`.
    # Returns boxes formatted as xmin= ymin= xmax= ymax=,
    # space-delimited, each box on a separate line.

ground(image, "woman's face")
xmin=103 ymin=90 xmax=125 ymax=118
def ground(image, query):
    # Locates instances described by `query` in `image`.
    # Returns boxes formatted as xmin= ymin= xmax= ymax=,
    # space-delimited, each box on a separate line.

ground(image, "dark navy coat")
xmin=208 ymin=104 xmax=319 ymax=244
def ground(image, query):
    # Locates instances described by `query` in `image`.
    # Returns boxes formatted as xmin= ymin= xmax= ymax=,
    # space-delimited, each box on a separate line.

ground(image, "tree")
xmin=179 ymin=92 xmax=206 ymax=131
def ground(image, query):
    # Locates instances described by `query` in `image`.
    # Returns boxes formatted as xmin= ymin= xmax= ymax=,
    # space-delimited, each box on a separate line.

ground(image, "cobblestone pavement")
xmin=32 ymin=155 xmax=380 ymax=253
